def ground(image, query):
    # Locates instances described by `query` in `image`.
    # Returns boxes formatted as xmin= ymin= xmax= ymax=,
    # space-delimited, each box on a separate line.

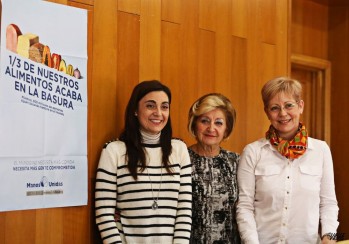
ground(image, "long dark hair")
xmin=119 ymin=80 xmax=173 ymax=179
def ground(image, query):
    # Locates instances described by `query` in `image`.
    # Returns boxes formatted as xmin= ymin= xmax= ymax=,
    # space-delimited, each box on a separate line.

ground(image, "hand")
xmin=321 ymin=235 xmax=336 ymax=244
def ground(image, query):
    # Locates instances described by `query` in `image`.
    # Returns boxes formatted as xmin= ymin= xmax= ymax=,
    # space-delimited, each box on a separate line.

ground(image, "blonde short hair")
xmin=261 ymin=77 xmax=303 ymax=107
xmin=188 ymin=93 xmax=236 ymax=138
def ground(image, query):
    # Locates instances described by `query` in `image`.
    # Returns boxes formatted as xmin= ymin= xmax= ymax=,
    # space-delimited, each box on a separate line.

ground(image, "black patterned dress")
xmin=189 ymin=148 xmax=241 ymax=244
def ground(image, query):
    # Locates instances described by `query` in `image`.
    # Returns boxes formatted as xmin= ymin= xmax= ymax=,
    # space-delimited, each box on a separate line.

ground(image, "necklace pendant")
xmin=152 ymin=201 xmax=158 ymax=210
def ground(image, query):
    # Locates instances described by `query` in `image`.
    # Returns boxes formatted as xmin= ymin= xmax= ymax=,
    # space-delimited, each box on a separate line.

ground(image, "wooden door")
xmin=291 ymin=54 xmax=331 ymax=144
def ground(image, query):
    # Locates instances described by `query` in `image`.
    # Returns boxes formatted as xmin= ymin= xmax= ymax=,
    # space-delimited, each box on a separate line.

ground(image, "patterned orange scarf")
xmin=266 ymin=123 xmax=308 ymax=159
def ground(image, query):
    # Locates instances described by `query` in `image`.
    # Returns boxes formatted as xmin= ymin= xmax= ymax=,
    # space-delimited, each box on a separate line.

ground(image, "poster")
xmin=0 ymin=0 xmax=88 ymax=211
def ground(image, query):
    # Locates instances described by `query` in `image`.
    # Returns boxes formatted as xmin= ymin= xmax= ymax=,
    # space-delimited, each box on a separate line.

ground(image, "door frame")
xmin=291 ymin=53 xmax=331 ymax=145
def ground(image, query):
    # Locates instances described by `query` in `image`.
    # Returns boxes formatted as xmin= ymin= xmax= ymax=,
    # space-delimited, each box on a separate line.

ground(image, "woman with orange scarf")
xmin=237 ymin=77 xmax=339 ymax=244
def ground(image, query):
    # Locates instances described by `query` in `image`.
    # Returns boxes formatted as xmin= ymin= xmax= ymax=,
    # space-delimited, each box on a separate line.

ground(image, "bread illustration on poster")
xmin=6 ymin=23 xmax=82 ymax=79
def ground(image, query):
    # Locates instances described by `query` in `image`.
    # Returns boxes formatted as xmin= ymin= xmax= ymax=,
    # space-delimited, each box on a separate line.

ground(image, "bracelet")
xmin=321 ymin=233 xmax=336 ymax=241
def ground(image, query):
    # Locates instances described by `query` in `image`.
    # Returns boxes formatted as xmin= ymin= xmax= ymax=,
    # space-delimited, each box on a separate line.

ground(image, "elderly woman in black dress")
xmin=188 ymin=93 xmax=241 ymax=244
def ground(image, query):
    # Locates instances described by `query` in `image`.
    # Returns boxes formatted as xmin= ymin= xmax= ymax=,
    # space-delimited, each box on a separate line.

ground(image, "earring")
xmin=134 ymin=112 xmax=138 ymax=116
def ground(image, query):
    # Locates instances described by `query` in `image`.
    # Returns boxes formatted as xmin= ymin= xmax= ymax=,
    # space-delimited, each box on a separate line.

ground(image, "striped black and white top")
xmin=95 ymin=139 xmax=192 ymax=244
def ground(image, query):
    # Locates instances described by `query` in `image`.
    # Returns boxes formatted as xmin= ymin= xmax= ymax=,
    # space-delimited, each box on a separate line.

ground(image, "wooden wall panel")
xmin=245 ymin=0 xmax=264 ymax=144
xmin=257 ymin=0 xmax=276 ymax=45
xmin=231 ymin=0 xmax=248 ymax=38
xmin=3 ymin=211 xmax=36 ymax=243
xmin=329 ymin=3 xmax=349 ymax=236
xmin=87 ymin=0 xmax=115 ymax=243
xmin=161 ymin=22 xmax=182 ymax=139
xmin=242 ymin=0 xmax=289 ymax=145
xmin=215 ymin=0 xmax=232 ymax=95
xmin=275 ymin=0 xmax=290 ymax=75
xmin=222 ymin=36 xmax=248 ymax=151
xmin=292 ymin=0 xmax=328 ymax=59
xmin=118 ymin=0 xmax=141 ymax=15
xmin=259 ymin=43 xmax=277 ymax=131
xmin=174 ymin=0 xmax=200 ymax=140
xmin=116 ymin=12 xmax=141 ymax=136
xmin=36 ymin=209 xmax=63 ymax=243
xmin=197 ymin=30 xmax=215 ymax=97
xmin=63 ymin=207 xmax=91 ymax=243
xmin=90 ymin=1 xmax=118 ymax=242
xmin=260 ymin=43 xmax=277 ymax=88
xmin=70 ymin=0 xmax=93 ymax=6
xmin=139 ymin=0 xmax=161 ymax=81
xmin=199 ymin=0 xmax=217 ymax=31
xmin=161 ymin=0 xmax=182 ymax=23
xmin=90 ymin=0 xmax=118 ymax=166
xmin=215 ymin=0 xmax=245 ymax=152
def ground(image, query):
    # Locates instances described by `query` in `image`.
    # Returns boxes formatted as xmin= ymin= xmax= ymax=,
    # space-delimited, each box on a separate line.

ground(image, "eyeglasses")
xmin=267 ymin=101 xmax=299 ymax=114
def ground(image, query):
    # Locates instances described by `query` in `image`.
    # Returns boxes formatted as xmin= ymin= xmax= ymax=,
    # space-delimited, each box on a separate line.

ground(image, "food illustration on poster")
xmin=0 ymin=0 xmax=88 ymax=212
xmin=6 ymin=23 xmax=82 ymax=79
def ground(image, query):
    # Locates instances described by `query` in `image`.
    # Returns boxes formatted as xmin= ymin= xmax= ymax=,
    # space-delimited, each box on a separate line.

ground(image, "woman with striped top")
xmin=95 ymin=80 xmax=192 ymax=244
